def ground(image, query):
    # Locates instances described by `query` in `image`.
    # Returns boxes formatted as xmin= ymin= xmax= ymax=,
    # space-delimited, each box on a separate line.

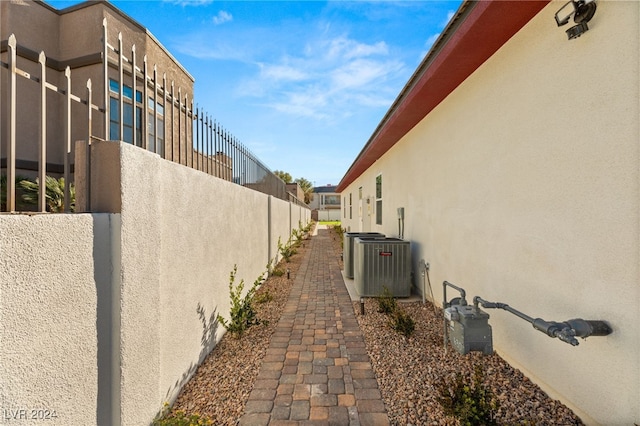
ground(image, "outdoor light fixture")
xmin=555 ymin=0 xmax=597 ymax=40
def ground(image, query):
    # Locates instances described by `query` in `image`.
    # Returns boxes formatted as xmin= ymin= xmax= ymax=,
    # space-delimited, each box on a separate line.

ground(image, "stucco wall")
xmin=79 ymin=140 xmax=309 ymax=425
xmin=1 ymin=140 xmax=309 ymax=426
xmin=340 ymin=1 xmax=639 ymax=424
xmin=0 ymin=213 xmax=115 ymax=426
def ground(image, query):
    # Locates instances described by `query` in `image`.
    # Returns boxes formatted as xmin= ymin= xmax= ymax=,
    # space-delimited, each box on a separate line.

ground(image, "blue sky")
xmin=47 ymin=0 xmax=461 ymax=186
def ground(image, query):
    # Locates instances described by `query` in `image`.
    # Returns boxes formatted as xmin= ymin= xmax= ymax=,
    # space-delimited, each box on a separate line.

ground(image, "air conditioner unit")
xmin=354 ymin=237 xmax=411 ymax=297
xmin=343 ymin=232 xmax=385 ymax=279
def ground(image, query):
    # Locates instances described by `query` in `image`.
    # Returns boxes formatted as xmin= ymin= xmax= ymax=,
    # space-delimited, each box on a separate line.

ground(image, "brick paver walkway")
xmin=239 ymin=228 xmax=389 ymax=426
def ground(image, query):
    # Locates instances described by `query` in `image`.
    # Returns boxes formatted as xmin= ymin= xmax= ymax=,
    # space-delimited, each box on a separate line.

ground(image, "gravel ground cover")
xmin=168 ymin=241 xmax=309 ymax=425
xmin=353 ymin=299 xmax=583 ymax=425
xmin=167 ymin=226 xmax=583 ymax=425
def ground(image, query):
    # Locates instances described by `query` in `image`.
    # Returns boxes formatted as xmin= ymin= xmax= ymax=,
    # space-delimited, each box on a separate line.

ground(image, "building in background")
xmin=2 ymin=0 xmax=294 ymax=210
xmin=1 ymin=0 xmax=196 ymax=175
xmin=310 ymin=184 xmax=340 ymax=221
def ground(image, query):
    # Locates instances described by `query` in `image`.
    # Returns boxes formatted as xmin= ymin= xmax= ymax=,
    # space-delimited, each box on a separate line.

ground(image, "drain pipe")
xmin=474 ymin=296 xmax=612 ymax=346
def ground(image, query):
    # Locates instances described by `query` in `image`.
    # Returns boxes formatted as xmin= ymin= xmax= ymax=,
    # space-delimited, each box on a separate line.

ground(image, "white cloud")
xmin=330 ymin=58 xmax=399 ymax=91
xmin=442 ymin=10 xmax=456 ymax=28
xmin=243 ymin=33 xmax=406 ymax=120
xmin=325 ymin=37 xmax=388 ymax=61
xmin=212 ymin=11 xmax=232 ymax=25
xmin=174 ymin=21 xmax=409 ymax=121
xmin=259 ymin=63 xmax=307 ymax=82
xmin=425 ymin=33 xmax=441 ymax=50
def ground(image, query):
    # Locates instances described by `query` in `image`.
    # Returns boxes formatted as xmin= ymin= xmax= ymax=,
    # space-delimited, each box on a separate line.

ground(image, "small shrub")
xmin=278 ymin=236 xmax=297 ymax=262
xmin=254 ymin=290 xmax=273 ymax=304
xmin=153 ymin=403 xmax=212 ymax=426
xmin=271 ymin=267 xmax=285 ymax=277
xmin=390 ymin=308 xmax=415 ymax=337
xmin=216 ymin=265 xmax=263 ymax=337
xmin=377 ymin=286 xmax=397 ymax=315
xmin=331 ymin=224 xmax=345 ymax=247
xmin=437 ymin=365 xmax=500 ymax=426
xmin=291 ymin=228 xmax=303 ymax=246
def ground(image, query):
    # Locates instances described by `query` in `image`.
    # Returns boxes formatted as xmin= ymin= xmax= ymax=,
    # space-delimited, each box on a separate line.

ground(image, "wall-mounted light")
xmin=555 ymin=0 xmax=597 ymax=40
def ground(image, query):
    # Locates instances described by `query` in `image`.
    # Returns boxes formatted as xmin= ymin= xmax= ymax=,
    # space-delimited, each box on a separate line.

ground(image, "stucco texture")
xmin=340 ymin=1 xmax=639 ymax=424
xmin=0 ymin=214 xmax=113 ymax=425
xmin=81 ymin=141 xmax=308 ymax=425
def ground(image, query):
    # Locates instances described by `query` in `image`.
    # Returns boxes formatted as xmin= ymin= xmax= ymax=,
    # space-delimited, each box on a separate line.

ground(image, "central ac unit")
xmin=354 ymin=237 xmax=411 ymax=297
xmin=343 ymin=232 xmax=385 ymax=279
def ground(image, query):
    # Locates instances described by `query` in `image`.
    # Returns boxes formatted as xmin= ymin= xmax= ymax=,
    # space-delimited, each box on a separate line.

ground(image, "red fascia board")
xmin=337 ymin=1 xmax=549 ymax=193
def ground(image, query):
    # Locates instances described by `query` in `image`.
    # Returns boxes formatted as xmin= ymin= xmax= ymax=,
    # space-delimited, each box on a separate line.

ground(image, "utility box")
xmin=445 ymin=305 xmax=493 ymax=355
xmin=343 ymin=232 xmax=385 ymax=279
xmin=353 ymin=237 xmax=411 ymax=297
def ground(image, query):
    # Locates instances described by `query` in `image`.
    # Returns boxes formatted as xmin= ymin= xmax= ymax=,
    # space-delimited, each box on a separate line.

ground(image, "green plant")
xmin=1 ymin=174 xmax=30 ymax=211
xmin=216 ymin=266 xmax=263 ymax=338
xmin=331 ymin=224 xmax=345 ymax=247
xmin=254 ymin=290 xmax=273 ymax=304
xmin=303 ymin=220 xmax=315 ymax=234
xmin=153 ymin=403 xmax=212 ymax=426
xmin=277 ymin=236 xmax=297 ymax=263
xmin=437 ymin=365 xmax=500 ymax=426
xmin=291 ymin=228 xmax=303 ymax=246
xmin=390 ymin=308 xmax=415 ymax=337
xmin=271 ymin=267 xmax=285 ymax=277
xmin=18 ymin=175 xmax=75 ymax=212
xmin=376 ymin=286 xmax=397 ymax=315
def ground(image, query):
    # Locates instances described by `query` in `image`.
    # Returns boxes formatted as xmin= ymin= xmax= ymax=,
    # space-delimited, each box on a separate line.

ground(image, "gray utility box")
xmin=343 ymin=232 xmax=385 ymax=279
xmin=353 ymin=237 xmax=411 ymax=297
xmin=444 ymin=305 xmax=493 ymax=355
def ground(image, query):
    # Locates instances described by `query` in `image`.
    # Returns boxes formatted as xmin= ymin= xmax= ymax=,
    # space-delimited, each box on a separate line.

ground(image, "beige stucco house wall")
xmin=338 ymin=1 xmax=639 ymax=424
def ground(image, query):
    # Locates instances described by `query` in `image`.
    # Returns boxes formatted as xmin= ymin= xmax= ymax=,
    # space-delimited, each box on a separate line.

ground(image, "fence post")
xmin=142 ymin=55 xmax=148 ymax=150
xmin=153 ymin=64 xmax=158 ymax=155
xmin=170 ymin=81 xmax=175 ymax=162
xmin=64 ymin=67 xmax=72 ymax=212
xmin=162 ymin=73 xmax=167 ymax=159
xmin=118 ymin=33 xmax=124 ymax=143
xmin=38 ymin=51 xmax=47 ymax=212
xmin=103 ymin=18 xmax=109 ymax=141
xmin=131 ymin=45 xmax=137 ymax=147
xmin=7 ymin=34 xmax=17 ymax=212
xmin=177 ymin=87 xmax=181 ymax=164
xmin=87 ymin=79 xmax=93 ymax=211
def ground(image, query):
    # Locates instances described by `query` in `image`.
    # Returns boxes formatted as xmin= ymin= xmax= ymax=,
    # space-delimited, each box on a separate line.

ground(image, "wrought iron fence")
xmin=1 ymin=22 xmax=305 ymax=213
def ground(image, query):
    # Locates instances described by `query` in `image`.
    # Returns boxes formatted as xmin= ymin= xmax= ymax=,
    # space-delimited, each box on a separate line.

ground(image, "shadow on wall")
xmin=160 ymin=303 xmax=219 ymax=412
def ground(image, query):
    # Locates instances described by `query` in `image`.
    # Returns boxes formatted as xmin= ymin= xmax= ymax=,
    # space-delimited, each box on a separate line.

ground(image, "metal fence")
xmin=1 ymin=22 xmax=305 ymax=213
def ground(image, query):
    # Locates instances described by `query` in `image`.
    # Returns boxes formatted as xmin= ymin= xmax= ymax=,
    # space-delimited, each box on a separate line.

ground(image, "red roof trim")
xmin=337 ymin=1 xmax=549 ymax=193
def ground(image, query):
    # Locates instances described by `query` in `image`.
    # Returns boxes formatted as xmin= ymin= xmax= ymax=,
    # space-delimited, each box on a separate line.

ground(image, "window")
xmin=147 ymin=97 xmax=165 ymax=157
xmin=343 ymin=197 xmax=346 ymax=219
xmin=323 ymin=195 xmax=340 ymax=206
xmin=109 ymin=79 xmax=142 ymax=146
xmin=375 ymin=175 xmax=382 ymax=225
xmin=349 ymin=193 xmax=352 ymax=219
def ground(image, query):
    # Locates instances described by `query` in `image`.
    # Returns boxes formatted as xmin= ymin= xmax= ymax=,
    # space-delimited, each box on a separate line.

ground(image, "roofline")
xmin=39 ymin=0 xmax=195 ymax=82
xmin=336 ymin=0 xmax=549 ymax=193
